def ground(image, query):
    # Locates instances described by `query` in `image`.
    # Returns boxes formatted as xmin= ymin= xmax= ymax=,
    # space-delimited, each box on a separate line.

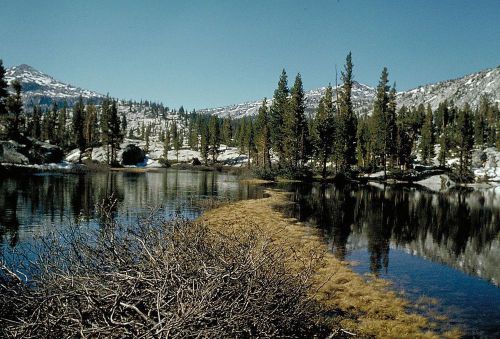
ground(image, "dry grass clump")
xmin=0 ymin=201 xmax=334 ymax=338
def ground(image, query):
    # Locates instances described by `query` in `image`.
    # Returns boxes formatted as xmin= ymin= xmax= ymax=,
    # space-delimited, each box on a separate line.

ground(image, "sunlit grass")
xmin=200 ymin=189 xmax=461 ymax=338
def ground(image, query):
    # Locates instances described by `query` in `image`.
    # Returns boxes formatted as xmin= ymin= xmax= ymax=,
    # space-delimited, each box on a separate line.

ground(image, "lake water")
xmin=277 ymin=182 xmax=500 ymax=337
xmin=1 ymin=170 xmax=499 ymax=336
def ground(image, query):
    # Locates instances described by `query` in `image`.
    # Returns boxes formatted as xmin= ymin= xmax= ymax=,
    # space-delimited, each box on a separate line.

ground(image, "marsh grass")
xmin=200 ymin=190 xmax=461 ymax=338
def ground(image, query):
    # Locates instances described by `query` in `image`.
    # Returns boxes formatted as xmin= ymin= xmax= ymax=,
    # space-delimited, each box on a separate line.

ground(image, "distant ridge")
xmin=5 ymin=64 xmax=104 ymax=108
xmin=198 ymin=66 xmax=500 ymax=118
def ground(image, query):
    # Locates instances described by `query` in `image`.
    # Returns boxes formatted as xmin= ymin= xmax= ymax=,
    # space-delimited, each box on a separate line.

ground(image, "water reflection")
xmin=281 ymin=183 xmax=500 ymax=285
xmin=0 ymin=169 xmax=263 ymax=251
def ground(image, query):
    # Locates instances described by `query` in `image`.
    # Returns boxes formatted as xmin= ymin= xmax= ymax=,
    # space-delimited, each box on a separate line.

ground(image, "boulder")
xmin=28 ymin=140 xmax=64 ymax=164
xmin=0 ymin=141 xmax=29 ymax=164
xmin=122 ymin=144 xmax=145 ymax=165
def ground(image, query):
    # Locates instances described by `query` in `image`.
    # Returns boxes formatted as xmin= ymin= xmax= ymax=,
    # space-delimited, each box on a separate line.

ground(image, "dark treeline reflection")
xmin=0 ymin=169 xmax=263 ymax=250
xmin=280 ymin=182 xmax=500 ymax=285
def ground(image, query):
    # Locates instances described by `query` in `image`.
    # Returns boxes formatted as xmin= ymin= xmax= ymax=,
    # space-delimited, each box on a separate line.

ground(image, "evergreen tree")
xmin=356 ymin=117 xmax=371 ymax=169
xmin=121 ymin=114 xmax=128 ymax=136
xmin=100 ymin=97 xmax=111 ymax=163
xmin=370 ymin=67 xmax=390 ymax=176
xmin=242 ymin=117 xmax=255 ymax=167
xmin=338 ymin=52 xmax=357 ymax=171
xmin=255 ymin=99 xmax=271 ymax=169
xmin=438 ymin=128 xmax=450 ymax=167
xmin=57 ymin=104 xmax=68 ymax=148
xmin=454 ymin=104 xmax=474 ymax=182
xmin=222 ymin=117 xmax=233 ymax=146
xmin=0 ymin=60 xmax=9 ymax=117
xmin=171 ymin=123 xmax=180 ymax=161
xmin=200 ymin=123 xmax=209 ymax=165
xmin=107 ymin=100 xmax=121 ymax=164
xmin=208 ymin=115 xmax=220 ymax=163
xmin=72 ymin=96 xmax=86 ymax=163
xmin=386 ymin=84 xmax=398 ymax=167
xmin=395 ymin=106 xmax=413 ymax=170
xmin=284 ymin=73 xmax=309 ymax=170
xmin=144 ymin=125 xmax=150 ymax=154
xmin=312 ymin=85 xmax=335 ymax=179
xmin=420 ymin=104 xmax=435 ymax=165
xmin=84 ymin=104 xmax=98 ymax=158
xmin=270 ymin=69 xmax=289 ymax=164
xmin=6 ymin=80 xmax=23 ymax=140
xmin=32 ymin=105 xmax=42 ymax=140
xmin=160 ymin=131 xmax=170 ymax=166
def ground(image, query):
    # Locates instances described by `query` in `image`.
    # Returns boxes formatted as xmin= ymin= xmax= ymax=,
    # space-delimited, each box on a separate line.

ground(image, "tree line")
xmin=1 ymin=56 xmax=499 ymax=179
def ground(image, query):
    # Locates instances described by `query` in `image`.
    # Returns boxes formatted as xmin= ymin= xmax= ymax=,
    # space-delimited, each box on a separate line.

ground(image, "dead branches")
xmin=0 ymin=207 xmax=335 ymax=338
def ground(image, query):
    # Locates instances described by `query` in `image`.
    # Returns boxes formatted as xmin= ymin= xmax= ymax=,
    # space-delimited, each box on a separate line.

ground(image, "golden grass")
xmin=239 ymin=178 xmax=275 ymax=185
xmin=199 ymin=190 xmax=460 ymax=338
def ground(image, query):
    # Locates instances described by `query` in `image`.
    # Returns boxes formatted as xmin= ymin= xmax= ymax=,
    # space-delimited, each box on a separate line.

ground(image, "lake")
xmin=1 ymin=170 xmax=499 ymax=336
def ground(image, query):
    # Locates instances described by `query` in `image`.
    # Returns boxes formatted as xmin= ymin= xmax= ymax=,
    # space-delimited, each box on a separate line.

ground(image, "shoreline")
xmin=1 ymin=161 xmax=498 ymax=192
xmin=198 ymin=189 xmax=460 ymax=338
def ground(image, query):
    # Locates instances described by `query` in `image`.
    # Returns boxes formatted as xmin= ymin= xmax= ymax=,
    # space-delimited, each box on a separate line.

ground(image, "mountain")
xmin=198 ymin=66 xmax=500 ymax=118
xmin=397 ymin=66 xmax=500 ymax=110
xmin=197 ymin=81 xmax=375 ymax=118
xmin=5 ymin=64 xmax=104 ymax=107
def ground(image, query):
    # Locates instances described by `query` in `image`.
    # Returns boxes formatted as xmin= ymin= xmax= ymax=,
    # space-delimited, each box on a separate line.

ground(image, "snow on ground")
xmin=416 ymin=175 xmax=454 ymax=192
xmin=65 ymin=140 xmax=249 ymax=167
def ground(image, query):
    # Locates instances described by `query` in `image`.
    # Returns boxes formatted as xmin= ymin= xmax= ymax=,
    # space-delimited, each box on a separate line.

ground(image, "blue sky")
xmin=1 ymin=0 xmax=499 ymax=109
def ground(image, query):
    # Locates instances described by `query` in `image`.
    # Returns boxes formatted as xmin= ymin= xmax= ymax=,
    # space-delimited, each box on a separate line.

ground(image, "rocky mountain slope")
xmin=5 ymin=64 xmax=104 ymax=107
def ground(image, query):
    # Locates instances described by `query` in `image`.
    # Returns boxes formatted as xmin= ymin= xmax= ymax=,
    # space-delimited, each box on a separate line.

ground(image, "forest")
xmin=1 ymin=54 xmax=499 ymax=183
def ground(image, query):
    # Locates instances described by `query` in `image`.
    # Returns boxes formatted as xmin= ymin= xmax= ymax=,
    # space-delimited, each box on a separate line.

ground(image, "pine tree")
xmin=0 ymin=60 xmax=9 ymax=117
xmin=6 ymin=80 xmax=23 ymax=140
xmin=242 ymin=117 xmax=255 ymax=167
xmin=72 ymin=96 xmax=86 ymax=163
xmin=144 ymin=126 xmax=150 ymax=154
xmin=255 ymin=99 xmax=271 ymax=169
xmin=0 ymin=59 xmax=9 ymax=129
xmin=386 ymin=84 xmax=398 ymax=167
xmin=160 ymin=132 xmax=170 ymax=166
xmin=84 ymin=104 xmax=97 ymax=149
xmin=270 ymin=69 xmax=289 ymax=165
xmin=395 ymin=106 xmax=413 ymax=170
xmin=208 ymin=115 xmax=220 ymax=163
xmin=171 ymin=123 xmax=180 ymax=161
xmin=56 ymin=104 xmax=68 ymax=148
xmin=454 ymin=104 xmax=474 ymax=182
xmin=312 ymin=85 xmax=335 ymax=179
xmin=284 ymin=73 xmax=309 ymax=170
xmin=356 ymin=117 xmax=371 ymax=169
xmin=200 ymin=123 xmax=209 ymax=165
xmin=121 ymin=114 xmax=128 ymax=136
xmin=107 ymin=100 xmax=121 ymax=164
xmin=221 ymin=117 xmax=233 ymax=146
xmin=100 ymin=97 xmax=111 ymax=163
xmin=370 ymin=67 xmax=390 ymax=176
xmin=338 ymin=52 xmax=357 ymax=171
xmin=420 ymin=104 xmax=435 ymax=165
xmin=32 ymin=105 xmax=42 ymax=139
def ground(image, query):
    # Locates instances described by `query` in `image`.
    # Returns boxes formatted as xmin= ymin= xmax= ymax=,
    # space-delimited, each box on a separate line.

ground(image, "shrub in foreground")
xmin=0 ymin=204 xmax=333 ymax=338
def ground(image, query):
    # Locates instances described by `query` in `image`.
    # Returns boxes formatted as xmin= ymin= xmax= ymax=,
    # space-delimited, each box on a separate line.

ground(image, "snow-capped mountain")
xmin=197 ymin=81 xmax=376 ymax=119
xmin=5 ymin=64 xmax=104 ymax=107
xmin=397 ymin=66 xmax=500 ymax=110
xmin=198 ymin=66 xmax=500 ymax=118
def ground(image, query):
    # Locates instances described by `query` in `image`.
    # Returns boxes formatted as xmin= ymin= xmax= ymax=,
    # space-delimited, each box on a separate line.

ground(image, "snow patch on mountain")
xmin=5 ymin=64 xmax=104 ymax=107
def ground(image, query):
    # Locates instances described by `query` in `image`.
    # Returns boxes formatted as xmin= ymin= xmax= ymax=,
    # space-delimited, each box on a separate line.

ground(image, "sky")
xmin=1 ymin=0 xmax=499 ymax=110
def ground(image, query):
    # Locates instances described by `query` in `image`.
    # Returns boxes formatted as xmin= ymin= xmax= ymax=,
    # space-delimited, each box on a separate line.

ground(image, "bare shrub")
xmin=0 ymin=201 xmax=333 ymax=338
